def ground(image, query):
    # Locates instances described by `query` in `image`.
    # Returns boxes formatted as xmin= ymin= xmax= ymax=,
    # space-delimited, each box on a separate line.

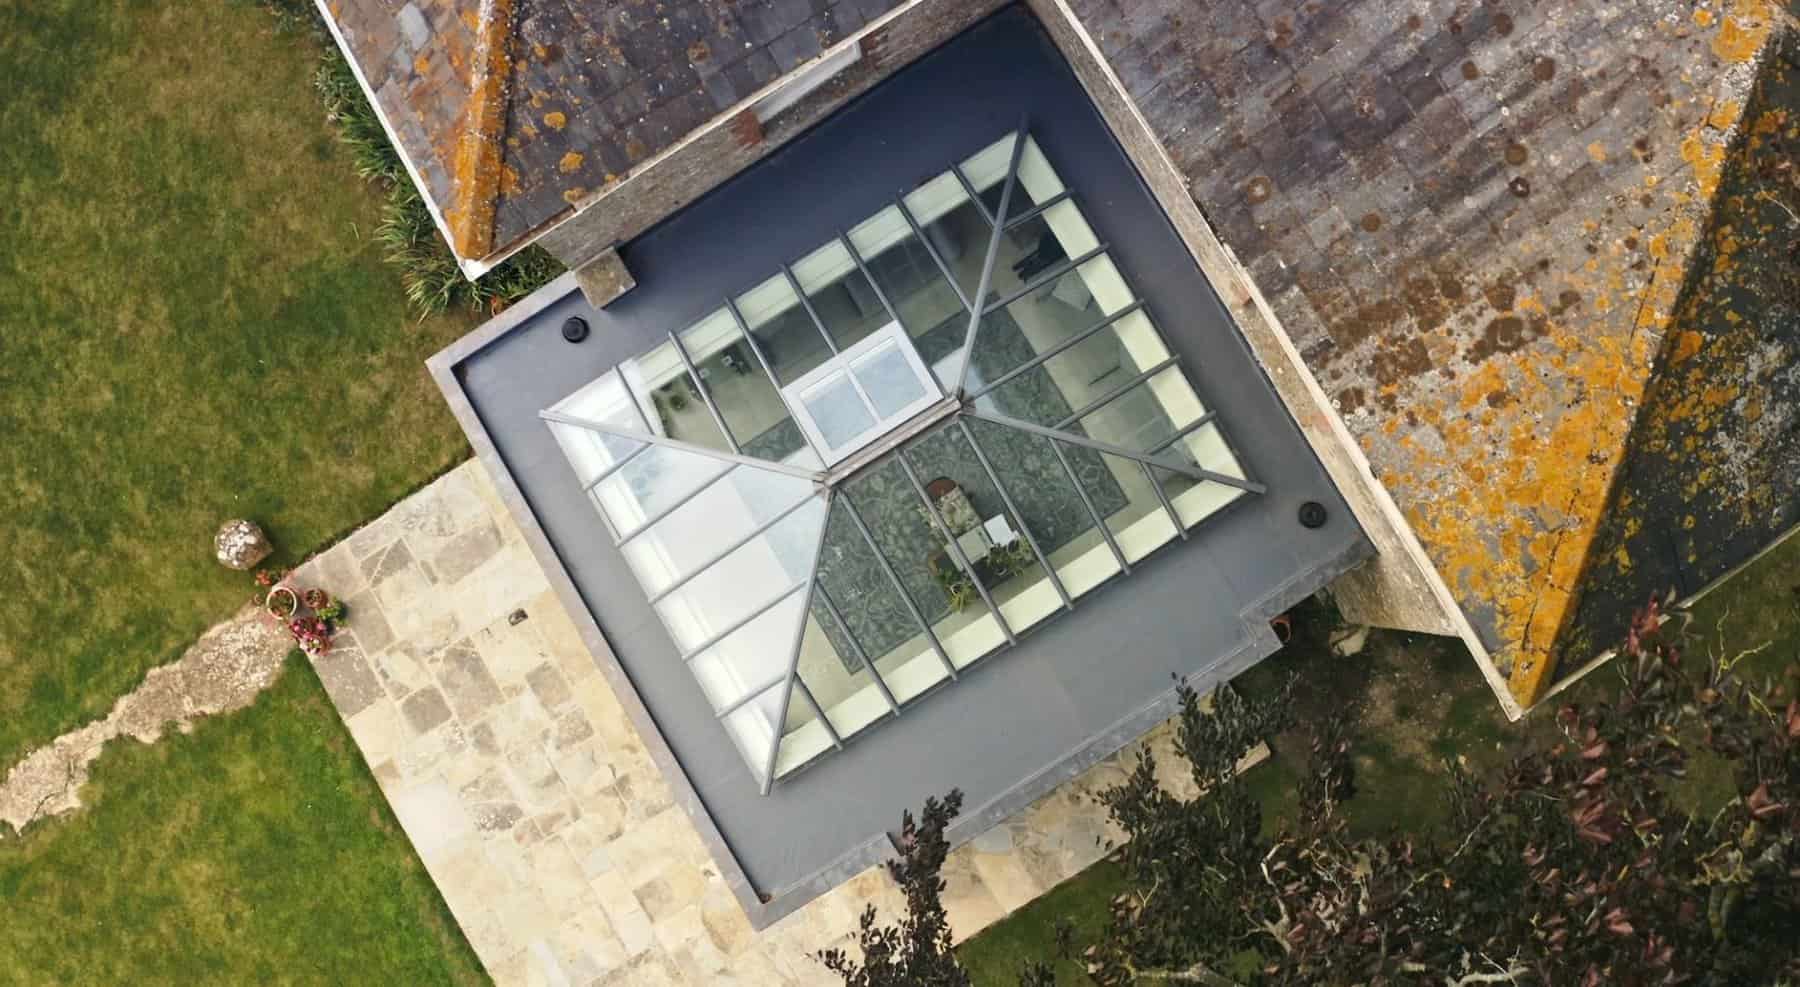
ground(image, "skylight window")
xmin=544 ymin=131 xmax=1264 ymax=792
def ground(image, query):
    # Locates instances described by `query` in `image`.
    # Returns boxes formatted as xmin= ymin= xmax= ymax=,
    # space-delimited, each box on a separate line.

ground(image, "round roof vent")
xmin=1297 ymin=501 xmax=1328 ymax=529
xmin=562 ymin=316 xmax=590 ymax=343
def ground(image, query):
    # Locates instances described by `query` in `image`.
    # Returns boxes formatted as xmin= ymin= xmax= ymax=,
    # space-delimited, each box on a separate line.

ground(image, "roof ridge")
xmin=444 ymin=0 xmax=516 ymax=261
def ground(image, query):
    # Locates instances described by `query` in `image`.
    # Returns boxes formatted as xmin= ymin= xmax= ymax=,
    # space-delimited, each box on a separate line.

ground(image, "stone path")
xmin=0 ymin=607 xmax=291 ymax=835
xmin=0 ymin=457 xmax=1256 ymax=983
xmin=294 ymin=460 xmax=1260 ymax=985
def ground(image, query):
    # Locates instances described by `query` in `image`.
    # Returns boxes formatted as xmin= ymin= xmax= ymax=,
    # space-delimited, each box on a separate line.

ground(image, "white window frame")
xmin=781 ymin=321 xmax=940 ymax=465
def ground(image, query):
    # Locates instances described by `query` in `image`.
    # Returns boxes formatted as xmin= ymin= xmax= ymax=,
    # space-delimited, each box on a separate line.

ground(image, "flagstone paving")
xmin=293 ymin=460 xmax=1254 ymax=985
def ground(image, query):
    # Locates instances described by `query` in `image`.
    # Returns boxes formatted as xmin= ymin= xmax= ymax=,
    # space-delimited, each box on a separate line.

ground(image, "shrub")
xmin=294 ymin=32 xmax=564 ymax=317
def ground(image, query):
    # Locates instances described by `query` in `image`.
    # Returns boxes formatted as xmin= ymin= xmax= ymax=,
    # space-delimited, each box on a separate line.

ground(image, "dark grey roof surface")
xmin=325 ymin=0 xmax=905 ymax=259
xmin=436 ymin=10 xmax=1370 ymax=916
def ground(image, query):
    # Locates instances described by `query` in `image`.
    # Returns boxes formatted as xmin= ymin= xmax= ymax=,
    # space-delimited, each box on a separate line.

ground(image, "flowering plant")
xmin=288 ymin=616 xmax=333 ymax=656
xmin=302 ymin=588 xmax=330 ymax=610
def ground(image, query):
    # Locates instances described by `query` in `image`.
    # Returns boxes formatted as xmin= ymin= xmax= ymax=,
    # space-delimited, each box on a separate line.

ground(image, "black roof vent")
xmin=561 ymin=316 xmax=590 ymax=343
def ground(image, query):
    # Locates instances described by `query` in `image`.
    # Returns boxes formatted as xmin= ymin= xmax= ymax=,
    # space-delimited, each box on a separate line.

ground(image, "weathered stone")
xmin=213 ymin=519 xmax=272 ymax=570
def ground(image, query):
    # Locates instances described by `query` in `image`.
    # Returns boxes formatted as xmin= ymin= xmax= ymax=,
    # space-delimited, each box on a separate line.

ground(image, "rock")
xmin=1329 ymin=624 xmax=1371 ymax=657
xmin=214 ymin=519 xmax=272 ymax=570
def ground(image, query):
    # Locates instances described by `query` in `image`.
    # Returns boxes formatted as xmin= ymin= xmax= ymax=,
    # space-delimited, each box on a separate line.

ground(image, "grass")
xmin=0 ymin=0 xmax=476 ymax=764
xmin=0 ymin=653 xmax=488 ymax=985
xmin=958 ymin=532 xmax=1800 ymax=984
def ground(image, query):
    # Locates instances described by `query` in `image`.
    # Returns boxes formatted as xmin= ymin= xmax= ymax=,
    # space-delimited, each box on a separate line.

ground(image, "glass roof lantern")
xmin=544 ymin=131 xmax=1264 ymax=793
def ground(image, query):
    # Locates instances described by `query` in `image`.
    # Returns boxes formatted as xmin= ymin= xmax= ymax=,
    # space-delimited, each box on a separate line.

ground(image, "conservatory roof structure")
xmin=429 ymin=11 xmax=1369 ymax=926
xmin=541 ymin=131 xmax=1265 ymax=792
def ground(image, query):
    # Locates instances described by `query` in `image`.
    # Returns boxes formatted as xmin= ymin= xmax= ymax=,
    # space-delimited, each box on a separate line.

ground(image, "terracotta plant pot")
xmin=266 ymin=586 xmax=299 ymax=620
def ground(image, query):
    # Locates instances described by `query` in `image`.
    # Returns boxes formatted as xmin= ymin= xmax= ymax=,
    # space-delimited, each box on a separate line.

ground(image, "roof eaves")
xmin=443 ymin=0 xmax=514 ymax=262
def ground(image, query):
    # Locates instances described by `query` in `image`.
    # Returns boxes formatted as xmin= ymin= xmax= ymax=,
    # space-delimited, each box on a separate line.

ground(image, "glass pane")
xmin=720 ymin=682 xmax=784 ymax=784
xmin=815 ymin=498 xmax=952 ymax=702
xmin=1158 ymin=422 xmax=1249 ymax=527
xmin=547 ymin=371 xmax=649 ymax=481
xmin=902 ymin=172 xmax=990 ymax=303
xmin=800 ymin=374 xmax=876 ymax=449
xmin=960 ymin=135 xmax=1029 ymax=221
xmin=546 ymin=421 xmax=646 ymax=489
xmin=619 ymin=469 xmax=815 ymax=595
xmin=1165 ymin=421 xmax=1245 ymax=480
xmin=735 ymin=273 xmax=833 ymax=385
xmin=1152 ymin=466 xmax=1246 ymax=530
xmin=904 ymin=427 xmax=1061 ymax=635
xmin=840 ymin=460 xmax=1006 ymax=670
xmin=963 ymin=417 xmax=1121 ymax=599
xmin=689 ymin=592 xmax=807 ymax=711
xmin=792 ymin=240 xmax=891 ymax=352
xmin=851 ymin=340 xmax=928 ymax=418
xmin=849 ymin=206 xmax=968 ymax=389
xmin=655 ymin=497 xmax=825 ymax=653
xmin=795 ymin=599 xmax=891 ymax=741
xmin=1075 ymin=366 xmax=1203 ymax=453
xmin=972 ymin=135 xmax=1066 ymax=224
xmin=1049 ymin=435 xmax=1177 ymax=564
xmin=620 ymin=342 xmax=731 ymax=452
xmin=774 ymin=683 xmax=833 ymax=779
xmin=677 ymin=308 xmax=810 ymax=464
xmin=592 ymin=444 xmax=732 ymax=535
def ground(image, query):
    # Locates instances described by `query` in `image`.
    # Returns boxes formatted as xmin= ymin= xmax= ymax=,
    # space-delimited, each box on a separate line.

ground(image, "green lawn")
xmin=957 ymin=532 xmax=1800 ymax=984
xmin=0 ymin=653 xmax=488 ymax=985
xmin=0 ymin=0 xmax=473 ymax=765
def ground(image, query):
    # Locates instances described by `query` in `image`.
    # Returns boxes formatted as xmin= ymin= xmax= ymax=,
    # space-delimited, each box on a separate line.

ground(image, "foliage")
xmin=822 ymin=790 xmax=972 ymax=987
xmin=840 ymin=599 xmax=1800 ymax=986
xmin=310 ymin=34 xmax=563 ymax=318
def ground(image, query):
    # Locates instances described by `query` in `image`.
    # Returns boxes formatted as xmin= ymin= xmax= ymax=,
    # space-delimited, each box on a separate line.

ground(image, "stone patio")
xmin=294 ymin=460 xmax=1251 ymax=985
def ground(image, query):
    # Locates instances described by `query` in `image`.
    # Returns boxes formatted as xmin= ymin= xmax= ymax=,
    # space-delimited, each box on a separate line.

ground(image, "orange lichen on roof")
xmin=1712 ymin=0 xmax=1773 ymax=63
xmin=444 ymin=0 xmax=515 ymax=261
xmin=1377 ymin=12 xmax=1779 ymax=708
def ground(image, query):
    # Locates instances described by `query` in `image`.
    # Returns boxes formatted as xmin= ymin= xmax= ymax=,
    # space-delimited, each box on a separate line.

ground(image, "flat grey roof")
xmin=430 ymin=7 xmax=1371 ymax=927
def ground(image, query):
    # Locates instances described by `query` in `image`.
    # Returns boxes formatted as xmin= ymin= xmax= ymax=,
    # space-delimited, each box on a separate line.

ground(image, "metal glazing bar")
xmin=680 ymin=578 xmax=807 ymax=663
xmin=816 ymin=584 xmax=900 ymax=714
xmin=966 ymin=409 xmax=1266 ymax=494
xmin=714 ymin=673 xmax=787 ymax=719
xmin=668 ymin=331 xmax=741 ymax=453
xmin=985 ymin=242 xmax=1110 ymax=315
xmin=951 ymin=165 xmax=995 ymax=228
xmin=615 ymin=463 xmax=738 ymax=547
xmin=540 ymin=408 xmax=824 ymax=481
xmin=1003 ymin=188 xmax=1073 ymax=230
xmin=896 ymin=454 xmax=1016 ymax=645
xmin=793 ymin=680 xmax=843 ymax=749
xmin=724 ymin=294 xmax=832 ymax=466
xmin=762 ymin=490 xmax=837 ymax=792
xmin=896 ymin=197 xmax=974 ymax=312
xmin=1053 ymin=356 xmax=1182 ymax=429
xmin=966 ymin=300 xmax=1147 ymax=401
xmin=954 ymin=126 xmax=1029 ymax=398
xmin=1141 ymin=460 xmax=1189 ymax=541
xmin=780 ymin=265 xmax=840 ymax=356
xmin=957 ymin=419 xmax=1072 ymax=612
xmin=1047 ymin=435 xmax=1130 ymax=574
xmin=840 ymin=488 xmax=958 ymax=680
xmin=647 ymin=493 xmax=819 ymax=606
xmin=581 ymin=440 xmax=652 ymax=493
xmin=840 ymin=235 xmax=904 ymax=331
xmin=1147 ymin=410 xmax=1220 ymax=455
xmin=723 ymin=295 xmax=788 ymax=387
xmin=614 ymin=366 xmax=657 ymax=432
